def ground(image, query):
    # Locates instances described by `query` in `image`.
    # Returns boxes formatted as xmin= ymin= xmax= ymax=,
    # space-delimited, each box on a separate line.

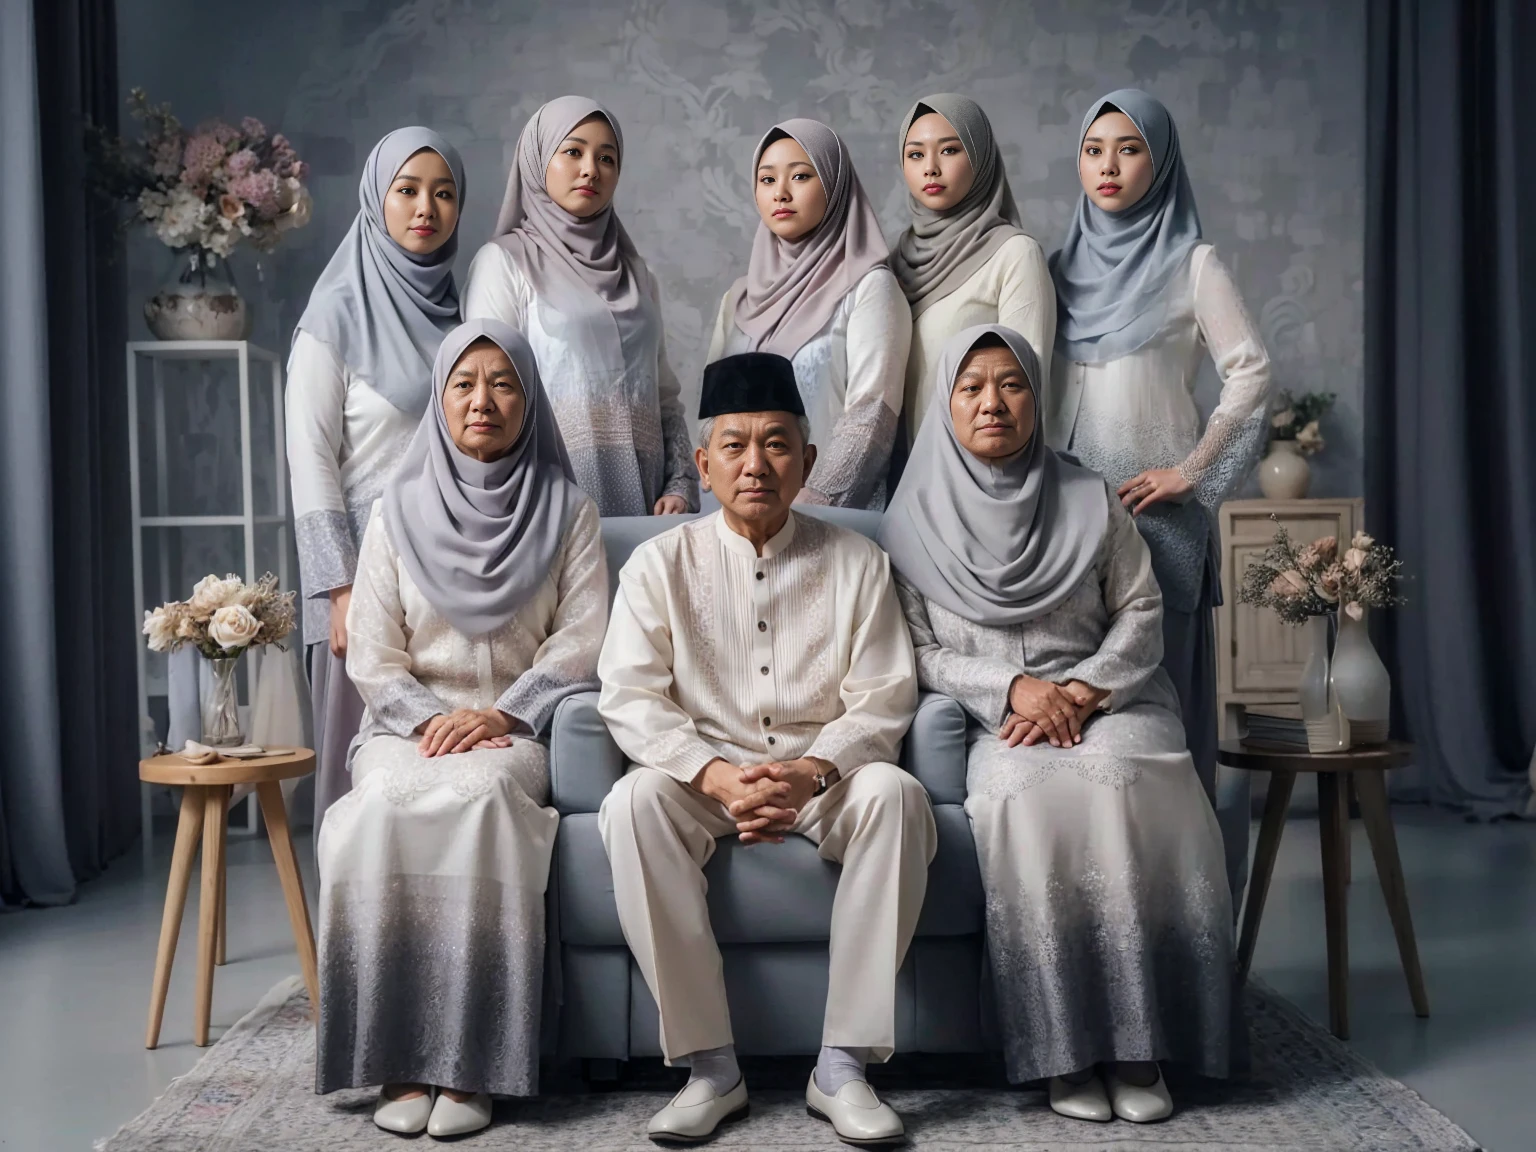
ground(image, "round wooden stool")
xmin=1219 ymin=739 xmax=1429 ymax=1039
xmin=140 ymin=748 xmax=319 ymax=1048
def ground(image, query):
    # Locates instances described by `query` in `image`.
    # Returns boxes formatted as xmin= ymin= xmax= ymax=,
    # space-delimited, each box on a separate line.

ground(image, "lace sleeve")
xmin=801 ymin=270 xmax=909 ymax=508
xmin=648 ymin=271 xmax=700 ymax=510
xmin=894 ymin=574 xmax=1018 ymax=729
xmin=1177 ymin=246 xmax=1273 ymax=506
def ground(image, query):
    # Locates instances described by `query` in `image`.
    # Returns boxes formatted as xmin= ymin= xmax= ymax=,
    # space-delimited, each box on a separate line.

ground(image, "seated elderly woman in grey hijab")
xmin=879 ymin=324 xmax=1234 ymax=1126
xmin=315 ymin=318 xmax=607 ymax=1140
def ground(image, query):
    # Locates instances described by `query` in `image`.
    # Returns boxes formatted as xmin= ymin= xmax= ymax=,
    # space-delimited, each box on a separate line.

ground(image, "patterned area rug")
xmin=98 ymin=976 xmax=1478 ymax=1151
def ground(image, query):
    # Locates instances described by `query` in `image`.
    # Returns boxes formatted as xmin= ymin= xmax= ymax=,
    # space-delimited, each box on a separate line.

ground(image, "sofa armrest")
xmin=901 ymin=691 xmax=968 ymax=806
xmin=549 ymin=691 xmax=625 ymax=815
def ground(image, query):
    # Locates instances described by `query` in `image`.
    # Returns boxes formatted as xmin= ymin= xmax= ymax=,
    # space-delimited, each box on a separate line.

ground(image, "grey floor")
xmin=1 ymin=805 xmax=1532 ymax=1152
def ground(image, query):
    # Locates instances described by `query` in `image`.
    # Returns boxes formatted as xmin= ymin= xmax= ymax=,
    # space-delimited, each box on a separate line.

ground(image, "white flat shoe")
xmin=1106 ymin=1066 xmax=1173 ymax=1123
xmin=426 ymin=1090 xmax=492 ymax=1138
xmin=647 ymin=1076 xmax=749 ymax=1143
xmin=1049 ymin=1073 xmax=1113 ymax=1122
xmin=805 ymin=1072 xmax=904 ymax=1145
xmin=374 ymin=1086 xmax=433 ymax=1135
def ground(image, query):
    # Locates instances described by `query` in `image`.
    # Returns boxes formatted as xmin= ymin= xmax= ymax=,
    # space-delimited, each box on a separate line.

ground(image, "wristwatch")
xmin=811 ymin=763 xmax=840 ymax=796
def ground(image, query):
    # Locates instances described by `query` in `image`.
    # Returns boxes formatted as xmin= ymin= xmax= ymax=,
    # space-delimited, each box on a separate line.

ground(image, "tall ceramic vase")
xmin=1258 ymin=439 xmax=1312 ymax=499
xmin=201 ymin=655 xmax=244 ymax=747
xmin=1298 ymin=614 xmax=1350 ymax=752
xmin=1331 ymin=607 xmax=1391 ymax=746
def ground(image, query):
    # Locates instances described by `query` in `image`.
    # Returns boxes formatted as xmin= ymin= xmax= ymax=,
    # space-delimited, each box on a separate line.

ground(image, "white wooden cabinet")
xmin=1216 ymin=498 xmax=1364 ymax=737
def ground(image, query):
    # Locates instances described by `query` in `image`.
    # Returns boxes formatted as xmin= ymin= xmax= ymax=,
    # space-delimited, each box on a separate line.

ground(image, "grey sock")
xmin=815 ymin=1045 xmax=866 ymax=1096
xmin=685 ymin=1044 xmax=740 ymax=1096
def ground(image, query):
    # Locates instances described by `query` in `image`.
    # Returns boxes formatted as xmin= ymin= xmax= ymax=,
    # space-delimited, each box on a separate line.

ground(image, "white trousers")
xmin=599 ymin=762 xmax=936 ymax=1063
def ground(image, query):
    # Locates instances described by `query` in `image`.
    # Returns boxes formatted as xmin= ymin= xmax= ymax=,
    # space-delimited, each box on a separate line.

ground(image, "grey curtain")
xmin=0 ymin=0 xmax=136 ymax=907
xmin=1365 ymin=0 xmax=1536 ymax=815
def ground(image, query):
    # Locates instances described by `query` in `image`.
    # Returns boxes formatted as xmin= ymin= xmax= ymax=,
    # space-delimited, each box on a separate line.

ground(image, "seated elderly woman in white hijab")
xmin=879 ymin=325 xmax=1234 ymax=1126
xmin=316 ymin=318 xmax=607 ymax=1140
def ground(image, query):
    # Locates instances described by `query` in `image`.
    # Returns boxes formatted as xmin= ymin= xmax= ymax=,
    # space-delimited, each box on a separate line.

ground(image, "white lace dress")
xmin=314 ymin=498 xmax=607 ymax=1096
xmin=894 ymin=485 xmax=1235 ymax=1084
xmin=708 ymin=267 xmax=911 ymax=510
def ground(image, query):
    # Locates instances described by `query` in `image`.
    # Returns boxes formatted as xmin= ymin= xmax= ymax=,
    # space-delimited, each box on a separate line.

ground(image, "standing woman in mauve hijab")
xmin=463 ymin=95 xmax=698 ymax=517
xmin=892 ymin=94 xmax=1055 ymax=451
xmin=705 ymin=118 xmax=911 ymax=509
xmin=1048 ymin=89 xmax=1272 ymax=904
xmin=287 ymin=126 xmax=465 ymax=831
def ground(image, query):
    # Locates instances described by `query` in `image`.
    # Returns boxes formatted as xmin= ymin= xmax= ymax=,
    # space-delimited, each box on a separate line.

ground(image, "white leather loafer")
xmin=374 ymin=1086 xmax=433 ymax=1135
xmin=1048 ymin=1073 xmax=1113 ymax=1122
xmin=805 ymin=1072 xmax=905 ymax=1145
xmin=427 ymin=1090 xmax=492 ymax=1138
xmin=1106 ymin=1066 xmax=1173 ymax=1123
xmin=647 ymin=1076 xmax=749 ymax=1143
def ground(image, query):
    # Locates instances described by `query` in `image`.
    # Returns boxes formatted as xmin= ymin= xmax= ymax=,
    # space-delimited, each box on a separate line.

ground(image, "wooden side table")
xmin=1218 ymin=740 xmax=1429 ymax=1039
xmin=140 ymin=749 xmax=320 ymax=1048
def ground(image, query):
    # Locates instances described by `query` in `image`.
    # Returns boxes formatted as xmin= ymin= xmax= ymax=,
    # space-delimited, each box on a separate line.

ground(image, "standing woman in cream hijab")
xmin=287 ymin=127 xmax=465 ymax=830
xmin=705 ymin=118 xmax=911 ymax=509
xmin=464 ymin=95 xmax=697 ymax=517
xmin=892 ymin=94 xmax=1055 ymax=450
xmin=1048 ymin=89 xmax=1273 ymax=903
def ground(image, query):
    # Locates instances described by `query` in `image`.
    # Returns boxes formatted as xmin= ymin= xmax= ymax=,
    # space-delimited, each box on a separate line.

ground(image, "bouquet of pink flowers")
xmin=1239 ymin=524 xmax=1406 ymax=626
xmin=1269 ymin=389 xmax=1334 ymax=456
xmin=89 ymin=89 xmax=312 ymax=258
xmin=142 ymin=573 xmax=296 ymax=661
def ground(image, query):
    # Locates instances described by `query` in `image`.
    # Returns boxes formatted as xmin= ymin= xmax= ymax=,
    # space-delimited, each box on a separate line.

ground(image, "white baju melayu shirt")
xmin=598 ymin=510 xmax=918 ymax=781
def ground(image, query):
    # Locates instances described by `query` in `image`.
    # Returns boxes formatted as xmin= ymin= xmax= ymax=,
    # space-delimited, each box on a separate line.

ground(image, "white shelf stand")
xmin=127 ymin=340 xmax=291 ymax=860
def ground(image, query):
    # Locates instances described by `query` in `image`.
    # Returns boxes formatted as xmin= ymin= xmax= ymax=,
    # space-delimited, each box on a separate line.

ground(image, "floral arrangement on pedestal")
xmin=1240 ymin=524 xmax=1406 ymax=748
xmin=143 ymin=574 xmax=297 ymax=746
xmin=89 ymin=89 xmax=313 ymax=340
xmin=1258 ymin=389 xmax=1336 ymax=499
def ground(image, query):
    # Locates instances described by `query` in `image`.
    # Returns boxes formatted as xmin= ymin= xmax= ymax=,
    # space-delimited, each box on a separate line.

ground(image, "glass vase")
xmin=144 ymin=248 xmax=251 ymax=341
xmin=1299 ymin=613 xmax=1350 ymax=752
xmin=201 ymin=655 xmax=243 ymax=747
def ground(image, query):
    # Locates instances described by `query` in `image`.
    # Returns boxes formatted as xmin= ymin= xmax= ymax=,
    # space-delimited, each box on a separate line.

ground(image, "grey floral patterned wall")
xmin=119 ymin=0 xmax=1364 ymax=555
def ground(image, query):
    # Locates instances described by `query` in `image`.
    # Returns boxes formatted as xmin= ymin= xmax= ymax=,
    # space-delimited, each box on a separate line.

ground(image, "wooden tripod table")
xmin=140 ymin=748 xmax=319 ymax=1048
xmin=1219 ymin=739 xmax=1429 ymax=1039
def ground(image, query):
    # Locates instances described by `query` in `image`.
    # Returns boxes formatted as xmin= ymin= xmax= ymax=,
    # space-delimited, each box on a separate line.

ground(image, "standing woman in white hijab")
xmin=317 ymin=318 xmax=607 ymax=1138
xmin=464 ymin=96 xmax=697 ymax=517
xmin=706 ymin=118 xmax=911 ymax=509
xmin=287 ymin=127 xmax=465 ymax=831
xmin=892 ymin=94 xmax=1055 ymax=448
xmin=1048 ymin=90 xmax=1272 ymax=901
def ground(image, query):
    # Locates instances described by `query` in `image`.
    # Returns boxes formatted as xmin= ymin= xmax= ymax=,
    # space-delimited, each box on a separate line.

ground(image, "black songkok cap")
xmin=698 ymin=352 xmax=805 ymax=419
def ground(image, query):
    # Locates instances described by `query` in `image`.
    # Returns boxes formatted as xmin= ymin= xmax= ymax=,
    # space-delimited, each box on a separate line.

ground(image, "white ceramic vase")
xmin=1258 ymin=439 xmax=1312 ymax=500
xmin=1331 ymin=607 xmax=1391 ymax=746
xmin=144 ymin=248 xmax=251 ymax=341
xmin=1298 ymin=614 xmax=1350 ymax=752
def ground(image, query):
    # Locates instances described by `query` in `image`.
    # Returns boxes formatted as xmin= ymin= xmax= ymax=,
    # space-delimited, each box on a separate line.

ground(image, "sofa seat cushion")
xmin=556 ymin=802 xmax=981 ymax=947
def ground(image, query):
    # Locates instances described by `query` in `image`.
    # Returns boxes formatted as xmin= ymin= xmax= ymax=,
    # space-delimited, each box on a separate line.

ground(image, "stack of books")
xmin=1234 ymin=702 xmax=1351 ymax=754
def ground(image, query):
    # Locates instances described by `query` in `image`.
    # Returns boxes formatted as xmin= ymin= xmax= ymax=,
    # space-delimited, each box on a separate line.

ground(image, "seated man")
xmin=598 ymin=351 xmax=936 ymax=1146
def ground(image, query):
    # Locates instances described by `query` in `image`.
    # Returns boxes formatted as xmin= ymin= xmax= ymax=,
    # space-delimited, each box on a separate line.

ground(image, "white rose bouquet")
xmin=1239 ymin=522 xmax=1406 ymax=625
xmin=142 ymin=572 xmax=296 ymax=659
xmin=1269 ymin=389 xmax=1335 ymax=457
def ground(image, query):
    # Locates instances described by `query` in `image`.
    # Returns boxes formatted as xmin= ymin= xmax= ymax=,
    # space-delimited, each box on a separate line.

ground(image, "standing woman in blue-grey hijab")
xmin=1048 ymin=89 xmax=1272 ymax=915
xmin=287 ymin=127 xmax=465 ymax=831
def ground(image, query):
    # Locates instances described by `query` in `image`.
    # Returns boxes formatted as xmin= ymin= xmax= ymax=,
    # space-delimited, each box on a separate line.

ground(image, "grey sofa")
xmin=547 ymin=505 xmax=995 ymax=1063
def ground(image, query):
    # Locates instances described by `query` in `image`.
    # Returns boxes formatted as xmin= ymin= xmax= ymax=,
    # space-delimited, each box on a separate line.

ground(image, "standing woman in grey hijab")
xmin=287 ymin=126 xmax=465 ymax=830
xmin=463 ymin=95 xmax=697 ymax=517
xmin=1048 ymin=89 xmax=1273 ymax=904
xmin=705 ymin=118 xmax=911 ymax=509
xmin=882 ymin=324 xmax=1235 ymax=1125
xmin=892 ymin=94 xmax=1055 ymax=449
xmin=316 ymin=318 xmax=607 ymax=1139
